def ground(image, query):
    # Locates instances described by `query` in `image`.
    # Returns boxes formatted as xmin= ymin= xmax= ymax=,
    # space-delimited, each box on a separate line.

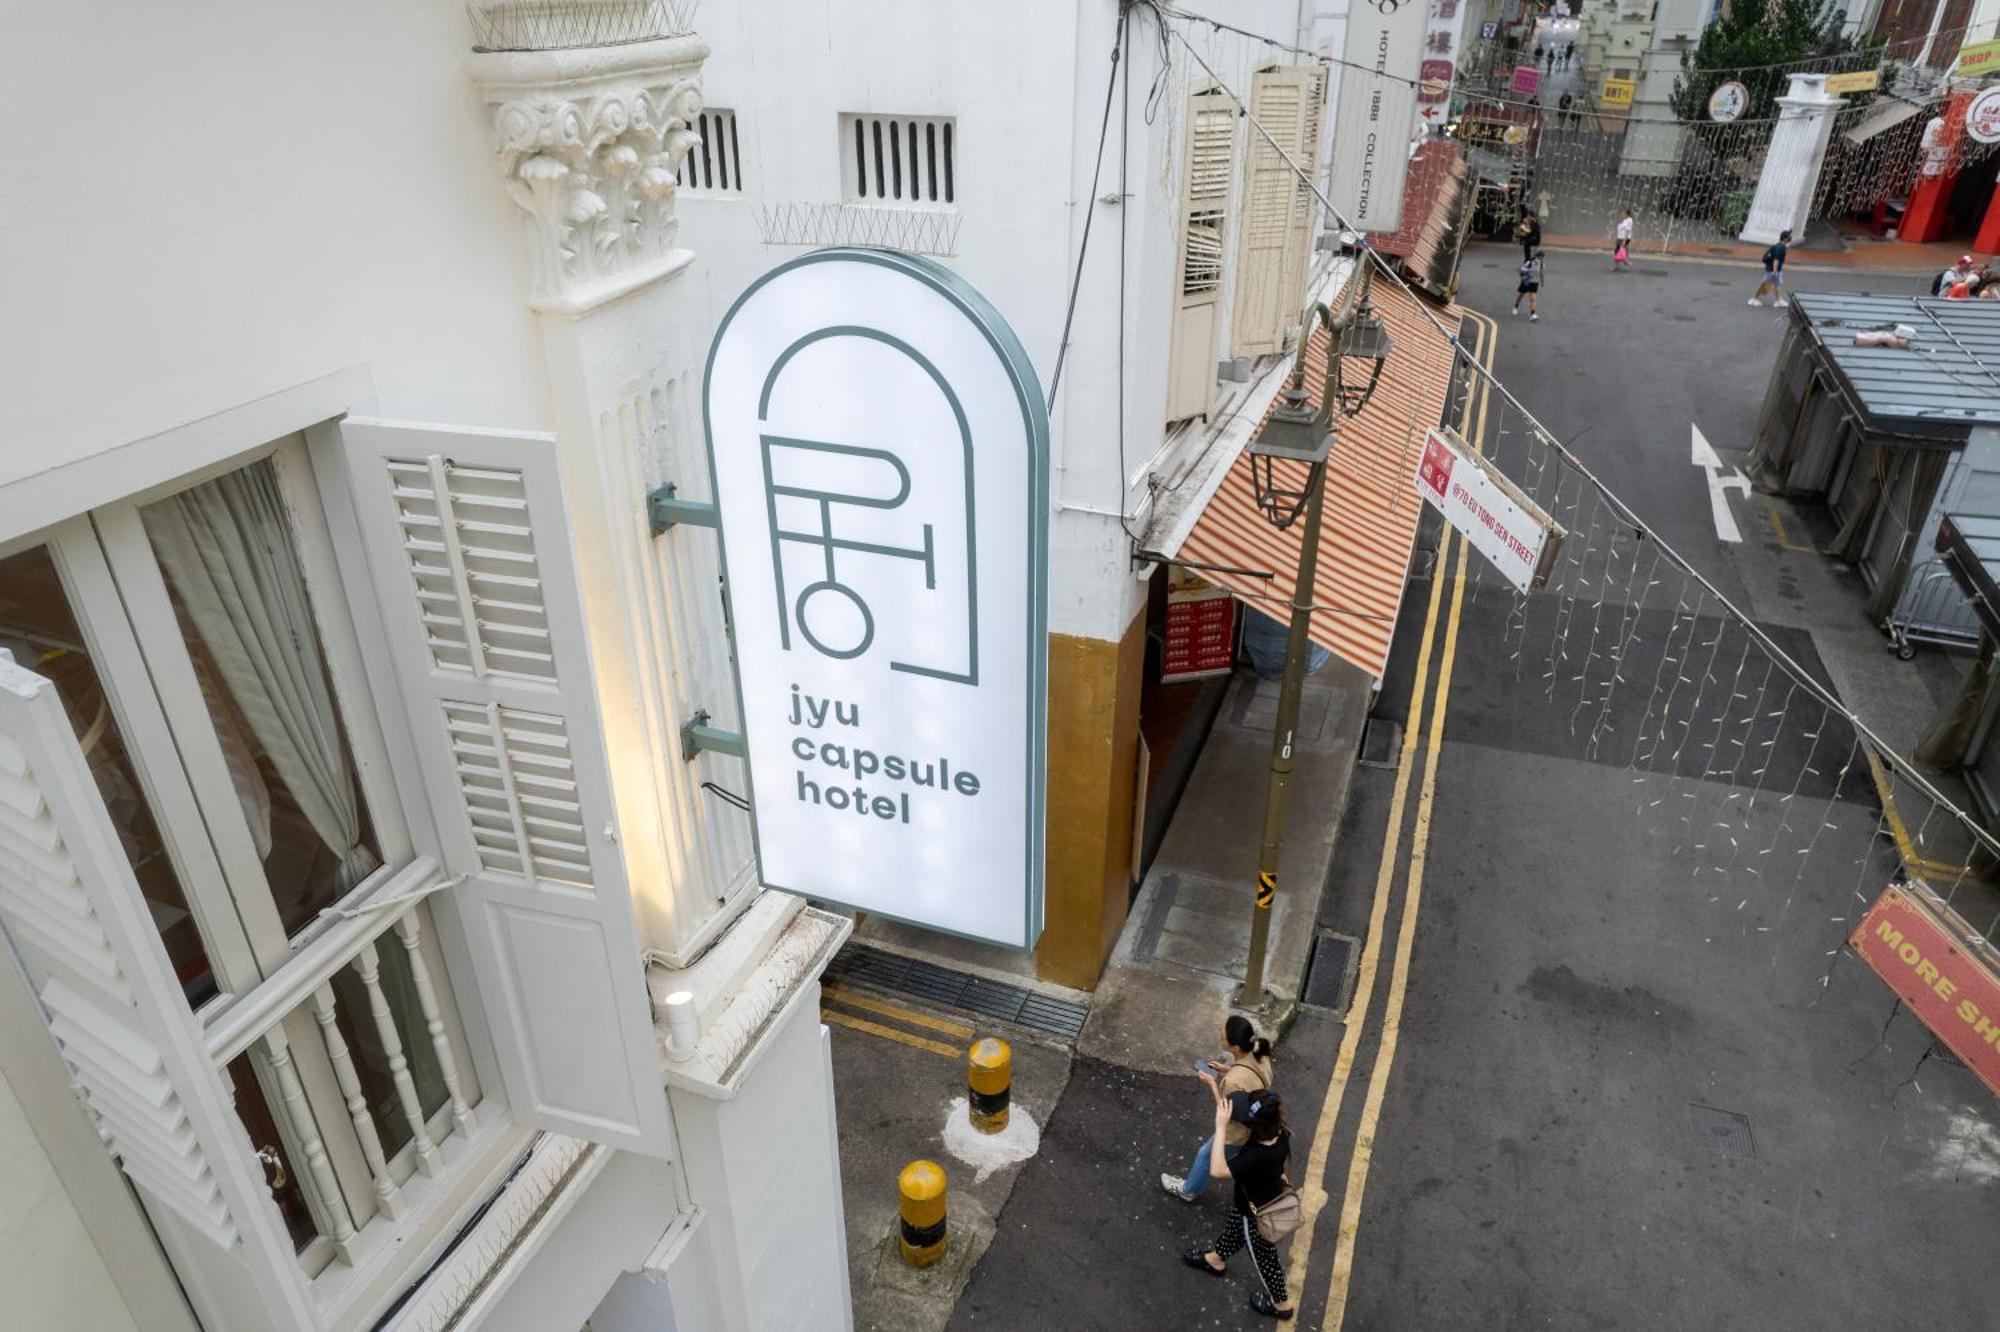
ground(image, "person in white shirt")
xmin=1614 ymin=211 xmax=1634 ymax=270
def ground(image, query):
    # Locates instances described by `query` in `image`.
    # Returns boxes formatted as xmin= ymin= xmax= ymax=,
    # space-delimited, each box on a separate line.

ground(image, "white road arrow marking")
xmin=1692 ymin=422 xmax=1751 ymax=543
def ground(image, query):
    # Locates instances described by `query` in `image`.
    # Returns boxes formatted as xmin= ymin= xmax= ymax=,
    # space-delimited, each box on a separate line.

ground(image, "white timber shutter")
xmin=1279 ymin=67 xmax=1329 ymax=343
xmin=334 ymin=419 xmax=672 ymax=1157
xmin=0 ymin=652 xmax=307 ymax=1309
xmin=1231 ymin=66 xmax=1327 ymax=357
xmin=1167 ymin=89 xmax=1237 ymax=423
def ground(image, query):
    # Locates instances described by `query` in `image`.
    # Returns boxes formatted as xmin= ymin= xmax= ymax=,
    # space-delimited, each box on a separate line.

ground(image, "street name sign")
xmin=1330 ymin=0 xmax=1429 ymax=233
xmin=703 ymin=249 xmax=1049 ymax=948
xmin=1849 ymin=881 xmax=2000 ymax=1098
xmin=1414 ymin=426 xmax=1564 ymax=592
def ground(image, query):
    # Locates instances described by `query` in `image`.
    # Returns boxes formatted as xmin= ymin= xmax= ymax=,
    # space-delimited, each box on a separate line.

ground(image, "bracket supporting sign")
xmin=703 ymin=249 xmax=1050 ymax=949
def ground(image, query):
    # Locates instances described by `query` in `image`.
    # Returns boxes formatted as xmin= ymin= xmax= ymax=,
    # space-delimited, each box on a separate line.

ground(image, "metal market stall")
xmin=1748 ymin=292 xmax=2000 ymax=649
xmin=1917 ymin=514 xmax=2000 ymax=821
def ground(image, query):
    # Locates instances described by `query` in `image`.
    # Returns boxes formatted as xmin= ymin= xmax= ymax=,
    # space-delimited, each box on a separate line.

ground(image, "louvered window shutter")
xmin=1231 ymin=67 xmax=1320 ymax=358
xmin=333 ymin=419 xmax=672 ymax=1157
xmin=0 ymin=652 xmax=305 ymax=1303
xmin=1168 ymin=90 xmax=1238 ymax=422
xmin=1278 ymin=68 xmax=1330 ymax=344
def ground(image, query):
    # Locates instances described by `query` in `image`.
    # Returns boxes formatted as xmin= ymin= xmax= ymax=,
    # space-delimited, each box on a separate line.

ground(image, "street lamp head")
xmin=1332 ymin=302 xmax=1393 ymax=417
xmin=1247 ymin=382 xmax=1333 ymax=529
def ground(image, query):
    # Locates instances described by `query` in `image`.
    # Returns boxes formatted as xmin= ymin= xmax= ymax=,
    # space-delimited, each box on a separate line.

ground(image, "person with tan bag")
xmin=1161 ymin=1015 xmax=1274 ymax=1201
xmin=1181 ymin=1084 xmax=1299 ymax=1320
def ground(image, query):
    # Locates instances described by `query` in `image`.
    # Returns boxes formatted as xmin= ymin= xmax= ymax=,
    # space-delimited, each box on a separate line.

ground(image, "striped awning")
xmin=1173 ymin=279 xmax=1460 ymax=682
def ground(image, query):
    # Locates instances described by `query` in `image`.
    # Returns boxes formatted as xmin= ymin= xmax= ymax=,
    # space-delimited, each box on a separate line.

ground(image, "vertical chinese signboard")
xmin=704 ymin=249 xmax=1050 ymax=948
xmin=1419 ymin=0 xmax=1468 ymax=129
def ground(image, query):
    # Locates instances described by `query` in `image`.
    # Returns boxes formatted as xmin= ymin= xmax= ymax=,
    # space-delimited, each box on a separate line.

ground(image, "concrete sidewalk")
xmin=1079 ymin=658 xmax=1374 ymax=1075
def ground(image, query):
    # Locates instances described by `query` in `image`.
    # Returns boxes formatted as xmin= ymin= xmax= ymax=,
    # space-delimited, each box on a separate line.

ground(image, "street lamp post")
xmin=1236 ymin=272 xmax=1392 ymax=1009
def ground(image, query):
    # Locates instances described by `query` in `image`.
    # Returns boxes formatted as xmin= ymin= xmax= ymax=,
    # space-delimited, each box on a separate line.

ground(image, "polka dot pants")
xmin=1213 ymin=1203 xmax=1288 ymax=1305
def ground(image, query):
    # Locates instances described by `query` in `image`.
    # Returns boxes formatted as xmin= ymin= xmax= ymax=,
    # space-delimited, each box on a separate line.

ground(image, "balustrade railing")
xmin=206 ymin=867 xmax=483 ymax=1281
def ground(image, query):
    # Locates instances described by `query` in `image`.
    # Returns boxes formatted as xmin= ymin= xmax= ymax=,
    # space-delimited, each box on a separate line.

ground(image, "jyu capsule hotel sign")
xmin=704 ymin=249 xmax=1050 ymax=948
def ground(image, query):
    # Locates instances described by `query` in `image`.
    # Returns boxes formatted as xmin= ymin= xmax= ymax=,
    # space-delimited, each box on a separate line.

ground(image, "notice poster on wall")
xmin=704 ymin=249 xmax=1050 ymax=948
xmin=1329 ymin=0 xmax=1429 ymax=233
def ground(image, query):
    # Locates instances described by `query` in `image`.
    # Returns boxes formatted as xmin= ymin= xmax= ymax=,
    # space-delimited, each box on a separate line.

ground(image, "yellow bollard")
xmin=967 ymin=1037 xmax=1011 ymax=1134
xmin=898 ymin=1159 xmax=948 ymax=1267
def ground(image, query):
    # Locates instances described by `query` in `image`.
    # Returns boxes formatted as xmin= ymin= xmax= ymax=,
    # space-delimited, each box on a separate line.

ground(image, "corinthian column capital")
xmin=470 ymin=34 xmax=710 ymax=314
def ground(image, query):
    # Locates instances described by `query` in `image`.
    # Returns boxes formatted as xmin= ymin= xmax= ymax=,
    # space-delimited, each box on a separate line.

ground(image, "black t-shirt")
xmin=1230 ymin=1128 xmax=1292 ymax=1211
xmin=1763 ymin=242 xmax=1787 ymax=273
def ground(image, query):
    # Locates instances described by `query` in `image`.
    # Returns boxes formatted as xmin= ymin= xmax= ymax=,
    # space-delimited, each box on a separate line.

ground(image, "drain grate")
xmin=1302 ymin=931 xmax=1360 ymax=1013
xmin=1688 ymin=1102 xmax=1756 ymax=1159
xmin=823 ymin=944 xmax=1088 ymax=1040
xmin=1407 ymin=547 xmax=1438 ymax=581
xmin=1358 ymin=718 xmax=1403 ymax=769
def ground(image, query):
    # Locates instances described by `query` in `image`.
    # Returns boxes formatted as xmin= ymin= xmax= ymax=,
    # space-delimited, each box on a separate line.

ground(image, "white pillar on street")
xmin=1740 ymin=73 xmax=1844 ymax=246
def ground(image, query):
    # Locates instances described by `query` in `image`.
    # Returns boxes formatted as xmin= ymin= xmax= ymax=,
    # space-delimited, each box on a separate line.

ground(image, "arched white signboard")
xmin=704 ymin=250 xmax=1050 ymax=948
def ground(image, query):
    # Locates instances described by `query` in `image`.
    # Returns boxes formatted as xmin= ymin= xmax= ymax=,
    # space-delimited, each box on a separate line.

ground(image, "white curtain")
xmin=144 ymin=462 xmax=377 ymax=891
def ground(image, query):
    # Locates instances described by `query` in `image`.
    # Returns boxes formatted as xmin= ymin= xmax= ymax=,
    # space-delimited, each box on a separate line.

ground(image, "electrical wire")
xmin=1154 ymin=9 xmax=2000 ymax=862
xmin=1047 ymin=12 xmax=1126 ymax=407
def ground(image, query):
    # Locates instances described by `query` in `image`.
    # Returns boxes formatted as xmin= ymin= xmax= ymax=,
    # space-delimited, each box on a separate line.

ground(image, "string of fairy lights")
xmin=1142 ymin=4 xmax=2000 ymax=973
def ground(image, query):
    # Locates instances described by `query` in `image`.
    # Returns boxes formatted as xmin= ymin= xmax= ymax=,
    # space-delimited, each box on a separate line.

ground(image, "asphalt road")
xmin=1323 ymin=250 xmax=2000 ymax=1330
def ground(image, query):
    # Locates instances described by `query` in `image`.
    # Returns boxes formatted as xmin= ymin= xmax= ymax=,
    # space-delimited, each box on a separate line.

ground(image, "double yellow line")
xmin=820 ymin=985 xmax=973 ymax=1058
xmin=1286 ymin=309 xmax=1495 ymax=1325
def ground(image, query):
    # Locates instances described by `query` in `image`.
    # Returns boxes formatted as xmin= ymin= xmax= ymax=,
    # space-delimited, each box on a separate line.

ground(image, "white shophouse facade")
xmin=1 ymin=5 xmax=846 ymax=1331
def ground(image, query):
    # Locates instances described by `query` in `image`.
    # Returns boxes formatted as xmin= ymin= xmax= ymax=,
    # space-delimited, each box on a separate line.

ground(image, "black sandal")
xmin=1181 ymin=1247 xmax=1226 ymax=1277
xmin=1249 ymin=1290 xmax=1296 ymax=1320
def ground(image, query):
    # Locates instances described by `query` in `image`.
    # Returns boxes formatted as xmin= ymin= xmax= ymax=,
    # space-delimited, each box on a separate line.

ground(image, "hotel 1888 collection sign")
xmin=704 ymin=249 xmax=1049 ymax=948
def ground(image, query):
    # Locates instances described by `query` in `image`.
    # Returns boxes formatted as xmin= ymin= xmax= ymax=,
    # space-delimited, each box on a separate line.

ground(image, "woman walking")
xmin=1513 ymin=250 xmax=1544 ymax=320
xmin=1182 ymin=1084 xmax=1297 ymax=1319
xmin=1161 ymin=1015 xmax=1274 ymax=1200
xmin=1613 ymin=210 xmax=1634 ymax=270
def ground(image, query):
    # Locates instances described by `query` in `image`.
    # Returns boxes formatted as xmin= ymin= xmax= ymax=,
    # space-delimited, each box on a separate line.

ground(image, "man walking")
xmin=1749 ymin=229 xmax=1790 ymax=307
xmin=1514 ymin=250 xmax=1545 ymax=321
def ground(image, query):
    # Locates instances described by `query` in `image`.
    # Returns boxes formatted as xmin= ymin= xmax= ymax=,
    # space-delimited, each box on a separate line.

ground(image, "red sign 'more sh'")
xmin=1849 ymin=882 xmax=2000 ymax=1097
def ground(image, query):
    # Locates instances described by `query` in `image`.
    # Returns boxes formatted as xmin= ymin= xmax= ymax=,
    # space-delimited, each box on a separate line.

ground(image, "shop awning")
xmin=1842 ymin=96 xmax=1925 ymax=145
xmin=1170 ymin=279 xmax=1461 ymax=683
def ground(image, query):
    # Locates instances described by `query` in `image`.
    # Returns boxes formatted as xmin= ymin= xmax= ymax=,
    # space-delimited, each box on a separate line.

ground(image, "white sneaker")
xmin=1161 ymin=1173 xmax=1196 ymax=1201
xmin=1530 ymin=312 xmax=1539 ymax=321
xmin=1774 ymin=298 xmax=1789 ymax=307
xmin=1747 ymin=298 xmax=1762 ymax=306
xmin=1512 ymin=307 xmax=1520 ymax=316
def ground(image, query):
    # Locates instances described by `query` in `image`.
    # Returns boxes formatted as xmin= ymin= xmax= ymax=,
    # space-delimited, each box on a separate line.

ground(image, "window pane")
xmin=140 ymin=460 xmax=380 ymax=939
xmin=0 ymin=546 xmax=218 ymax=1006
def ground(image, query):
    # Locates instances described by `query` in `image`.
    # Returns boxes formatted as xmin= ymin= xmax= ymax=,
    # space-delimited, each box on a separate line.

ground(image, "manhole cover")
xmin=1358 ymin=718 xmax=1403 ymax=769
xmin=1635 ymin=266 xmax=1672 ymax=276
xmin=1672 ymin=314 xmax=1698 ymax=323
xmin=1303 ymin=931 xmax=1360 ymax=1013
xmin=1689 ymin=1102 xmax=1756 ymax=1159
xmin=1708 ymin=280 xmax=1734 ymax=288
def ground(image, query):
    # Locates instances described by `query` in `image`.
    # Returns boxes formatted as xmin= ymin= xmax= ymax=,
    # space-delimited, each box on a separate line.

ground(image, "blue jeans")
xmin=1180 ymin=1133 xmax=1241 ymax=1196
